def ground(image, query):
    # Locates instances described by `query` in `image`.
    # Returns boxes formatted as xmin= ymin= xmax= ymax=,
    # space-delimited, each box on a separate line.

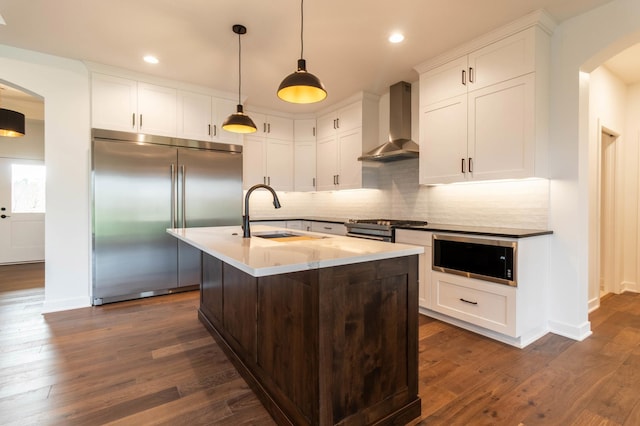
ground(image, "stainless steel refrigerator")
xmin=91 ymin=129 xmax=242 ymax=305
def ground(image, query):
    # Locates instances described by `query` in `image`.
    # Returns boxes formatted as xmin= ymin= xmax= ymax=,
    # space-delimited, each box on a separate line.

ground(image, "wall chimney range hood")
xmin=358 ymin=81 xmax=418 ymax=162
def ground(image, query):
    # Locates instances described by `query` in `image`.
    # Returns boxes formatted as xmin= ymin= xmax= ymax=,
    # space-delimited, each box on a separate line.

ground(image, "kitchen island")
xmin=167 ymin=225 xmax=423 ymax=426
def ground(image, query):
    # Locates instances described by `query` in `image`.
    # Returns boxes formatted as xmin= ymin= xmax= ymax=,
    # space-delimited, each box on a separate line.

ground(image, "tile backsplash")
xmin=247 ymin=159 xmax=549 ymax=230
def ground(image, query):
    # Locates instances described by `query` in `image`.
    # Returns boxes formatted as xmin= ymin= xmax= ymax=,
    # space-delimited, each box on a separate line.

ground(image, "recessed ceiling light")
xmin=143 ymin=55 xmax=159 ymax=64
xmin=388 ymin=32 xmax=404 ymax=44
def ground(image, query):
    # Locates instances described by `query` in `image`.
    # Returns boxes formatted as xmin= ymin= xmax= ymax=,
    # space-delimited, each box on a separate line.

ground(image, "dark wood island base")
xmin=199 ymin=253 xmax=421 ymax=425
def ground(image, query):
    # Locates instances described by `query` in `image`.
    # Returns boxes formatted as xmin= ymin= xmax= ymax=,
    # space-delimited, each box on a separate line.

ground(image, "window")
xmin=12 ymin=164 xmax=46 ymax=213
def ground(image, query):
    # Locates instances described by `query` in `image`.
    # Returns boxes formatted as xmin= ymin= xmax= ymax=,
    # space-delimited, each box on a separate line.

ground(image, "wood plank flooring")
xmin=2 ymin=263 xmax=640 ymax=425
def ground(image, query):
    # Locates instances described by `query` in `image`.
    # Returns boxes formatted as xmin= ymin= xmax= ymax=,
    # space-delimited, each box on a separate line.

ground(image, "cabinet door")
xmin=294 ymin=140 xmax=317 ymax=191
xmin=265 ymin=115 xmax=294 ymax=141
xmin=419 ymin=95 xmax=468 ymax=185
xmin=336 ymin=127 xmax=362 ymax=190
xmin=265 ymin=138 xmax=294 ymax=191
xmin=137 ymin=83 xmax=177 ymax=137
xmin=394 ymin=230 xmax=432 ymax=310
xmin=212 ymin=98 xmax=241 ymax=144
xmin=243 ymin=135 xmax=266 ymax=189
xmin=91 ymin=73 xmax=137 ymax=132
xmin=316 ymin=135 xmax=338 ymax=191
xmin=316 ymin=112 xmax=337 ymax=140
xmin=422 ymin=245 xmax=432 ymax=308
xmin=177 ymin=91 xmax=212 ymax=141
xmin=419 ymin=56 xmax=468 ymax=107
xmin=294 ymin=119 xmax=316 ymax=142
xmin=468 ymin=29 xmax=535 ymax=92
xmin=468 ymin=74 xmax=534 ymax=181
xmin=336 ymin=102 xmax=361 ymax=133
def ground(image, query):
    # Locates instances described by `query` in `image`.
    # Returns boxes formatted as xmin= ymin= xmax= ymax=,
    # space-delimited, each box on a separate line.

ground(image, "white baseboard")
xmin=621 ymin=281 xmax=638 ymax=293
xmin=419 ymin=308 xmax=549 ymax=349
xmin=588 ymin=296 xmax=600 ymax=313
xmin=548 ymin=319 xmax=592 ymax=341
xmin=42 ymin=297 xmax=91 ymax=314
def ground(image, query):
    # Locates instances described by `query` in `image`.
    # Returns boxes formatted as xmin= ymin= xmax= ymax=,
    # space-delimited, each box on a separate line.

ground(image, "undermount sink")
xmin=254 ymin=231 xmax=325 ymax=242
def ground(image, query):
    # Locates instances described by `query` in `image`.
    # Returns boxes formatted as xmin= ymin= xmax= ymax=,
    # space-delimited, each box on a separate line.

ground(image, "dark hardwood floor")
xmin=1 ymin=262 xmax=640 ymax=425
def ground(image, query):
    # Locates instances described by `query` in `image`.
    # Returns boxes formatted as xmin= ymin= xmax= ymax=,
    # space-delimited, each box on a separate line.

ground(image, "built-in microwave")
xmin=432 ymin=234 xmax=517 ymax=286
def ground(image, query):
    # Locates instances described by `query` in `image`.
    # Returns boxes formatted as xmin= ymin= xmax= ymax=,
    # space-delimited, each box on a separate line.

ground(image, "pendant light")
xmin=0 ymin=88 xmax=25 ymax=137
xmin=277 ymin=0 xmax=327 ymax=104
xmin=222 ymin=24 xmax=257 ymax=134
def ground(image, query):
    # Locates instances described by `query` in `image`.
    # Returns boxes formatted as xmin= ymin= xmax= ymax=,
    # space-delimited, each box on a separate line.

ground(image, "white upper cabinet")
xmin=176 ymin=91 xmax=240 ymax=144
xmin=315 ymin=95 xmax=378 ymax=191
xmin=176 ymin=90 xmax=211 ymax=141
xmin=416 ymin=17 xmax=552 ymax=185
xmin=294 ymin=119 xmax=317 ymax=192
xmin=92 ymin=73 xmax=177 ymax=137
xmin=419 ymin=25 xmax=537 ymax=108
xmin=243 ymin=113 xmax=294 ymax=191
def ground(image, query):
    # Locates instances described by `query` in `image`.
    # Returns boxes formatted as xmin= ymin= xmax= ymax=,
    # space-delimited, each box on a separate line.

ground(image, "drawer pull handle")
xmin=460 ymin=298 xmax=478 ymax=305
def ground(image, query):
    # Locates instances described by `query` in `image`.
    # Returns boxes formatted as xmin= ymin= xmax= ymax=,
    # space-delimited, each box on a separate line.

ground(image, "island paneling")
xmin=199 ymin=252 xmax=420 ymax=425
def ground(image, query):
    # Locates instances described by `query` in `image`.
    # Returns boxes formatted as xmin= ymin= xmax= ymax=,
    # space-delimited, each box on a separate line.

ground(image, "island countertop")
xmin=167 ymin=225 xmax=424 ymax=277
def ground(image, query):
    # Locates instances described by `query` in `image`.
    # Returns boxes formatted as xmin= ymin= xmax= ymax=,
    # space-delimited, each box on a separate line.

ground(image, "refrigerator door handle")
xmin=181 ymin=165 xmax=187 ymax=228
xmin=171 ymin=164 xmax=177 ymax=228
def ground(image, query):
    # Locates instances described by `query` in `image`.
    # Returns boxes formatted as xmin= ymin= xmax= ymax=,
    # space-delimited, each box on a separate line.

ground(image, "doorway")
xmin=0 ymin=83 xmax=46 ymax=268
xmin=0 ymin=158 xmax=45 ymax=264
xmin=598 ymin=129 xmax=619 ymax=297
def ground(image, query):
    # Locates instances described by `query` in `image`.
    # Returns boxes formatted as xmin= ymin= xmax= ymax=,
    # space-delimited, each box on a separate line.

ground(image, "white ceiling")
xmin=603 ymin=43 xmax=640 ymax=84
xmin=0 ymin=0 xmax=626 ymax=117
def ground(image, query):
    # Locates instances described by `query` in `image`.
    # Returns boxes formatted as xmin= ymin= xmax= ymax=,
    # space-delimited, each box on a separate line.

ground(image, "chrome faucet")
xmin=243 ymin=184 xmax=282 ymax=238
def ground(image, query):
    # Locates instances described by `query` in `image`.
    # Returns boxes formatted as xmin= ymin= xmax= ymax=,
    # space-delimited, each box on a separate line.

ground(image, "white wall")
xmin=0 ymin=44 xmax=91 ymax=312
xmin=548 ymin=0 xmax=640 ymax=340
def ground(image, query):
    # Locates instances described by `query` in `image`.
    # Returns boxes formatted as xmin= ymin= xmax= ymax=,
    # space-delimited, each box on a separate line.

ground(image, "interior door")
xmin=0 ymin=158 xmax=45 ymax=264
xmin=177 ymin=147 xmax=242 ymax=287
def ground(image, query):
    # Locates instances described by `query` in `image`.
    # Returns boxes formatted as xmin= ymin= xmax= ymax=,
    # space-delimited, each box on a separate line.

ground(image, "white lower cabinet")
xmin=395 ymin=229 xmax=432 ymax=309
xmin=397 ymin=229 xmax=550 ymax=348
xmin=431 ymin=271 xmax=516 ymax=336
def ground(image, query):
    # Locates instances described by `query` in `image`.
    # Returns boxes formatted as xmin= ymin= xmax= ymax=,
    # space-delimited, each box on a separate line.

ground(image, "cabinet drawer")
xmin=431 ymin=271 xmax=515 ymax=336
xmin=310 ymin=221 xmax=346 ymax=235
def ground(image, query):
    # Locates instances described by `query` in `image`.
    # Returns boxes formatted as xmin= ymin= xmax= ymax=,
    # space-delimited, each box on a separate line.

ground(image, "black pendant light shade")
xmin=277 ymin=0 xmax=327 ymax=104
xmin=222 ymin=24 xmax=257 ymax=134
xmin=222 ymin=104 xmax=257 ymax=134
xmin=0 ymin=108 xmax=25 ymax=137
xmin=277 ymin=59 xmax=327 ymax=104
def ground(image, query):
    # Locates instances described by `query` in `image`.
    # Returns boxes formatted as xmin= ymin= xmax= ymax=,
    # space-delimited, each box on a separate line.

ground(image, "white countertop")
xmin=167 ymin=225 xmax=424 ymax=277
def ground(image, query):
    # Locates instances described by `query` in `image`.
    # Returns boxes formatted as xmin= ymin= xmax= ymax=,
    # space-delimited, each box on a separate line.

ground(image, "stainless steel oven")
xmin=432 ymin=234 xmax=517 ymax=286
xmin=345 ymin=219 xmax=428 ymax=242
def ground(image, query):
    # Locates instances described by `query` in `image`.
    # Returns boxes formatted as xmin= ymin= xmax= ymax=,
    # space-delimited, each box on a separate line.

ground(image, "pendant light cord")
xmin=237 ymin=31 xmax=242 ymax=105
xmin=300 ymin=0 xmax=304 ymax=59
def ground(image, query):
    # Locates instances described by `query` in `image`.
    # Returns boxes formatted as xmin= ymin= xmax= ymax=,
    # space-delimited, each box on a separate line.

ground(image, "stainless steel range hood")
xmin=358 ymin=81 xmax=418 ymax=162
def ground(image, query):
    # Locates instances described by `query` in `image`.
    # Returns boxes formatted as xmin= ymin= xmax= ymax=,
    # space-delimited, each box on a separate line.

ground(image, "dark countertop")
xmin=250 ymin=217 xmax=552 ymax=238
xmin=396 ymin=223 xmax=552 ymax=238
xmin=250 ymin=217 xmax=348 ymax=225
